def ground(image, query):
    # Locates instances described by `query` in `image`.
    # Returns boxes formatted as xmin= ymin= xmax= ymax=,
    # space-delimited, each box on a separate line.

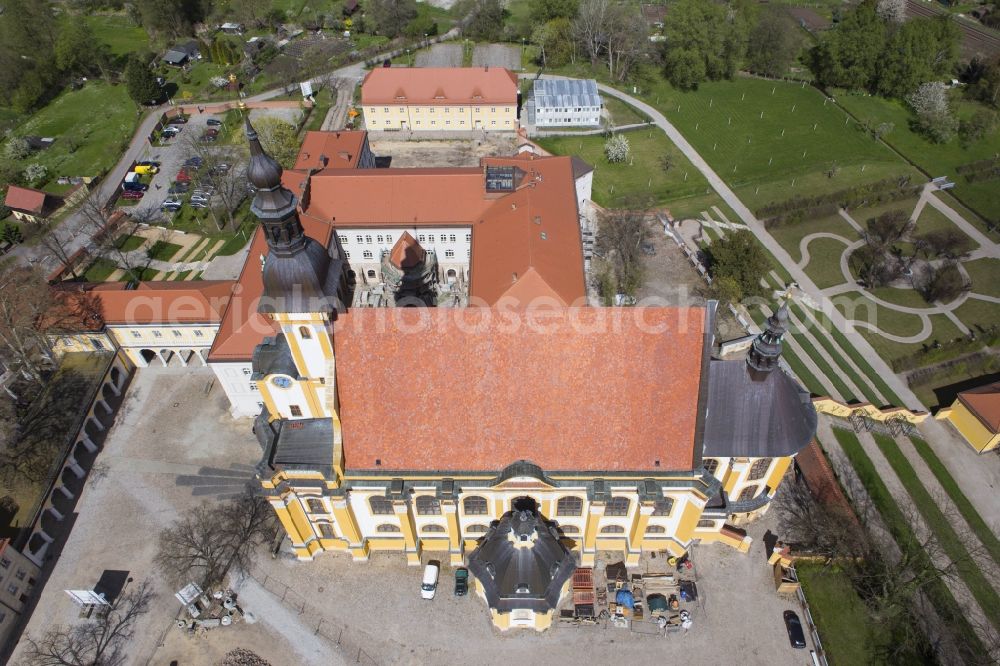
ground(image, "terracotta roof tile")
xmin=361 ymin=67 xmax=517 ymax=106
xmin=958 ymin=382 xmax=1000 ymax=432
xmin=334 ymin=307 xmax=706 ymax=472
xmin=389 ymin=231 xmax=425 ymax=269
xmin=57 ymin=280 xmax=235 ymax=326
xmin=4 ymin=185 xmax=48 ymax=214
xmin=293 ymin=130 xmax=367 ymax=171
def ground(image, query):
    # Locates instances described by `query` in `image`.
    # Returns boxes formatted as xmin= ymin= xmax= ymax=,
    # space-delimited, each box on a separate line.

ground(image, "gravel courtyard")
xmin=9 ymin=367 xmax=274 ymax=665
xmin=472 ymin=44 xmax=521 ymax=71
xmin=415 ymin=43 xmax=462 ymax=68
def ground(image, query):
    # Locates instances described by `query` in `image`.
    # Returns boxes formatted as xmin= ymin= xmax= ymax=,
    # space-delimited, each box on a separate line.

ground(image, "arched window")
xmin=557 ymin=497 xmax=583 ymax=516
xmin=367 ymin=269 xmax=376 ymax=278
xmin=298 ymin=326 xmax=312 ymax=340
xmin=463 ymin=496 xmax=488 ymax=515
xmin=466 ymin=524 xmax=488 ymax=534
xmin=369 ymin=496 xmax=394 ymax=515
xmin=600 ymin=525 xmax=625 ymax=534
xmin=317 ymin=523 xmax=335 ymax=538
xmin=697 ymin=519 xmax=716 ymax=528
xmin=703 ymin=458 xmax=719 ymax=476
xmin=415 ymin=495 xmax=441 ymax=515
xmin=559 ymin=525 xmax=580 ymax=534
xmin=306 ymin=499 xmax=324 ymax=513
xmin=645 ymin=525 xmax=666 ymax=534
xmin=422 ymin=524 xmax=446 ymax=534
xmin=605 ymin=497 xmax=630 ymax=516
xmin=376 ymin=524 xmax=400 ymax=533
xmin=738 ymin=486 xmax=758 ymax=502
xmin=748 ymin=458 xmax=772 ymax=481
xmin=652 ymin=498 xmax=674 ymax=516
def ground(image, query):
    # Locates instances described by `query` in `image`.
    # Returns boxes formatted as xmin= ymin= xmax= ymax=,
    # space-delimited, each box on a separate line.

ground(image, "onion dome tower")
xmin=747 ymin=302 xmax=789 ymax=376
xmin=246 ymin=117 xmax=342 ymax=314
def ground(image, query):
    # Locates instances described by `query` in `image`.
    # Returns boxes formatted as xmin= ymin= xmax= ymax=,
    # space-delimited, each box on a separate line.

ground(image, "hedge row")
xmin=955 ymin=156 xmax=1000 ymax=175
xmin=763 ymin=185 xmax=921 ymax=229
xmin=889 ymin=327 xmax=1000 ymax=372
xmin=964 ymin=166 xmax=1000 ymax=184
xmin=757 ymin=176 xmax=920 ymax=229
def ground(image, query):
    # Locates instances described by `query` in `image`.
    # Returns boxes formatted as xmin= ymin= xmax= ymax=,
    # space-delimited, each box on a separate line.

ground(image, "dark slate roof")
xmin=271 ymin=418 xmax=334 ymax=468
xmin=260 ymin=246 xmax=344 ymax=314
xmin=466 ymin=508 xmax=577 ymax=613
xmin=162 ymin=50 xmax=188 ymax=65
xmin=702 ymin=359 xmax=816 ymax=458
xmin=570 ymin=155 xmax=594 ymax=179
xmin=251 ymin=333 xmax=299 ymax=380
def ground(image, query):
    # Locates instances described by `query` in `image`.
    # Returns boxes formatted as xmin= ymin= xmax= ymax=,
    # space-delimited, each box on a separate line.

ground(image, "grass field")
xmin=7 ymin=82 xmax=138 ymax=190
xmin=795 ymin=563 xmax=874 ymax=666
xmin=837 ymin=91 xmax=1000 ymax=228
xmin=114 ymin=234 xmax=145 ymax=252
xmin=603 ymin=96 xmax=649 ymax=127
xmin=953 ymin=297 xmax=1000 ymax=335
xmin=802 ymin=237 xmax=851 ymax=289
xmin=536 ymin=128 xmax=711 ymax=208
xmin=82 ymin=257 xmax=118 ymax=282
xmin=832 ymin=427 xmax=986 ymax=661
xmin=872 ymin=432 xmax=1000 ymax=632
xmin=769 ymin=211 xmax=857 ymax=262
xmin=148 ymin=240 xmax=182 ymax=262
xmin=84 ymin=14 xmax=149 ymax=56
xmin=964 ymin=258 xmax=1000 ymax=298
xmin=635 ymin=77 xmax=918 ymax=212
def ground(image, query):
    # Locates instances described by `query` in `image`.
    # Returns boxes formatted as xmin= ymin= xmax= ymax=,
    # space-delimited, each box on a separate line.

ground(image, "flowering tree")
xmin=906 ymin=82 xmax=957 ymax=143
xmin=876 ymin=0 xmax=906 ymax=24
xmin=604 ymin=133 xmax=630 ymax=163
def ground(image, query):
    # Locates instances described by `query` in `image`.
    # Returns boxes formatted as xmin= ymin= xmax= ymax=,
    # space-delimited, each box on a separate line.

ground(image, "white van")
xmin=420 ymin=562 xmax=440 ymax=600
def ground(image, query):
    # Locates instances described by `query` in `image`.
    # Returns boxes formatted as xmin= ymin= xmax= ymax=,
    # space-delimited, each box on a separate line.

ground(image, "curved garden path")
xmin=796 ymin=232 xmax=852 ymax=269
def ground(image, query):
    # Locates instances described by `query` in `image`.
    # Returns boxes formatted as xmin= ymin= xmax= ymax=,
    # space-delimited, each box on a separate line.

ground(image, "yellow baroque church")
xmin=231 ymin=119 xmax=818 ymax=631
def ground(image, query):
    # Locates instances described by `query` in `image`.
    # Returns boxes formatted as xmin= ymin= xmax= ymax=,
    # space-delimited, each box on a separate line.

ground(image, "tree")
xmin=604 ymin=133 xmax=630 ymax=163
xmin=77 ymin=200 xmax=160 ymax=283
xmin=596 ymin=207 xmax=649 ymax=296
xmin=135 ymin=0 xmax=209 ymax=38
xmin=851 ymin=243 xmax=900 ymax=287
xmin=368 ymin=0 xmax=418 ymax=38
xmin=746 ymin=6 xmax=804 ymax=78
xmin=865 ymin=209 xmax=912 ymax=250
xmin=124 ymin=56 xmax=160 ymax=107
xmin=4 ymin=136 xmax=31 ymax=161
xmin=970 ymin=55 xmax=1000 ymax=108
xmin=960 ymin=109 xmax=997 ymax=145
xmin=705 ymin=230 xmax=769 ymax=300
xmin=920 ymin=260 xmax=970 ymax=303
xmin=23 ymin=580 xmax=153 ymax=666
xmin=662 ymin=0 xmax=754 ymax=89
xmin=465 ymin=0 xmax=506 ymax=42
xmin=876 ymin=0 xmax=907 ymax=24
xmin=916 ymin=228 xmax=972 ymax=260
xmin=906 ymin=81 xmax=957 ymax=143
xmin=0 ymin=266 xmax=64 ymax=385
xmin=573 ymin=0 xmax=610 ymax=66
xmin=253 ymin=117 xmax=299 ymax=169
xmin=810 ymin=2 xmax=886 ymax=91
xmin=23 ymin=163 xmax=47 ymax=186
xmin=533 ymin=18 xmax=574 ymax=68
xmin=1 ymin=223 xmax=22 ymax=245
xmin=604 ymin=4 xmax=648 ymax=82
xmin=55 ymin=21 xmax=101 ymax=77
xmin=156 ymin=490 xmax=279 ymax=588
xmin=875 ymin=17 xmax=959 ymax=98
xmin=530 ymin=0 xmax=578 ymax=24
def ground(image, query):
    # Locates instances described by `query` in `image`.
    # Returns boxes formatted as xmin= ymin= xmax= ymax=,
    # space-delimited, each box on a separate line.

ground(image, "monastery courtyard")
xmin=14 ymin=365 xmax=815 ymax=665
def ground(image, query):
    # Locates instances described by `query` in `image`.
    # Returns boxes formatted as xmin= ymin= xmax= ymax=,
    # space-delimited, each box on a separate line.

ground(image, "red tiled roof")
xmin=293 ymin=131 xmax=367 ymax=171
xmin=389 ymin=231 xmax=425 ymax=269
xmin=795 ymin=440 xmax=859 ymax=525
xmin=334 ymin=307 xmax=706 ymax=472
xmin=56 ymin=280 xmax=235 ymax=326
xmin=361 ymin=67 xmax=518 ymax=106
xmin=958 ymin=382 xmax=1000 ymax=432
xmin=4 ymin=185 xmax=48 ymax=214
xmin=208 ymin=217 xmax=334 ymax=362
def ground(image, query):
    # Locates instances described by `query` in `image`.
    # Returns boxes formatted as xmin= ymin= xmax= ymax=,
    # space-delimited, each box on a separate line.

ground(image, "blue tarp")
xmin=615 ymin=589 xmax=634 ymax=609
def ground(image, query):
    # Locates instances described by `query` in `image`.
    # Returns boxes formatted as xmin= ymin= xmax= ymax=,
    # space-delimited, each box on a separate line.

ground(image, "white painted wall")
xmin=210 ymin=361 xmax=263 ymax=418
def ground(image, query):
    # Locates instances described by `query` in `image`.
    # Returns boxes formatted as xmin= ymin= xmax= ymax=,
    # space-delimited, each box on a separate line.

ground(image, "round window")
xmin=271 ymin=376 xmax=292 ymax=389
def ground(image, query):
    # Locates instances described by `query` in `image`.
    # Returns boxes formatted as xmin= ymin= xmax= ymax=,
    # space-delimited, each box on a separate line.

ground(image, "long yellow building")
xmin=232 ymin=120 xmax=817 ymax=631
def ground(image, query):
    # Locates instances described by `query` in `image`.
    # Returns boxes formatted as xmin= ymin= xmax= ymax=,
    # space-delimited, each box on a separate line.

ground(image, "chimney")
xmin=319 ymin=154 xmax=328 ymax=167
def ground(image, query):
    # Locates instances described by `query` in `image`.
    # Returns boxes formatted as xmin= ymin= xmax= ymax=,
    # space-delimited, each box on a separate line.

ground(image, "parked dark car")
xmin=783 ymin=611 xmax=806 ymax=649
xmin=168 ymin=183 xmax=189 ymax=194
xmin=167 ymin=116 xmax=189 ymax=125
xmin=206 ymin=119 xmax=222 ymax=126
xmin=184 ymin=156 xmax=203 ymax=168
xmin=454 ymin=567 xmax=468 ymax=596
xmin=123 ymin=182 xmax=148 ymax=192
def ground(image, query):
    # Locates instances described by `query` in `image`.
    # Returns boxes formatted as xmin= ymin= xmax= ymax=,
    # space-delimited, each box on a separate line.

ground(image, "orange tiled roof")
xmin=4 ymin=185 xmax=48 ymax=214
xmin=208 ymin=217 xmax=334 ymax=362
xmin=292 ymin=130 xmax=367 ymax=171
xmin=57 ymin=280 xmax=235 ymax=326
xmin=389 ymin=231 xmax=425 ymax=269
xmin=334 ymin=307 xmax=706 ymax=472
xmin=361 ymin=67 xmax=517 ymax=106
xmin=958 ymin=382 xmax=1000 ymax=432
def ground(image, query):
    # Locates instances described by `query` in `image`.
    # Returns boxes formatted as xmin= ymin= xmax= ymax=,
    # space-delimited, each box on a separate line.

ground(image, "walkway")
xmin=533 ymin=121 xmax=651 ymax=137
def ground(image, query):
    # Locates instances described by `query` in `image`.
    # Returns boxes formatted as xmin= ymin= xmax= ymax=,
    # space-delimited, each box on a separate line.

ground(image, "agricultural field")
xmin=536 ymin=128 xmax=711 ymax=208
xmin=837 ymin=91 xmax=1000 ymax=228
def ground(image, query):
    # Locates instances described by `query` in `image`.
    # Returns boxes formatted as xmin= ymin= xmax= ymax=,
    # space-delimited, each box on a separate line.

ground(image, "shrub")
xmin=604 ymin=134 xmax=630 ymax=163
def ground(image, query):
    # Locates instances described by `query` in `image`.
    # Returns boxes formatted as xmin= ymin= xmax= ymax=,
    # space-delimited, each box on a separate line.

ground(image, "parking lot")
xmin=472 ymin=44 xmax=522 ymax=70
xmin=415 ymin=43 xmax=463 ymax=67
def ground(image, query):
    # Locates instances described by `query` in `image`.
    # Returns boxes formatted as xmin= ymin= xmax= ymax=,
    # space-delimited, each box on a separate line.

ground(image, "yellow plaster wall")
xmin=939 ymin=401 xmax=1000 ymax=453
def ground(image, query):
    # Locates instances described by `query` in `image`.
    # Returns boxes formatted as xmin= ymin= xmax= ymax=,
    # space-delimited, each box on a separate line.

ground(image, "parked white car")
xmin=420 ymin=562 xmax=440 ymax=600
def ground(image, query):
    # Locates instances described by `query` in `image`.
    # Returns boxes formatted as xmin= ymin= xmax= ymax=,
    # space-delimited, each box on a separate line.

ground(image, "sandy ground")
xmin=368 ymin=136 xmax=518 ymax=168
xmin=8 ymin=368 xmax=275 ymax=666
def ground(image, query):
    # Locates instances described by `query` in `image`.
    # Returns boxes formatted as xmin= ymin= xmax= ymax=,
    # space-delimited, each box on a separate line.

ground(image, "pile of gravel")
xmin=222 ymin=648 xmax=272 ymax=666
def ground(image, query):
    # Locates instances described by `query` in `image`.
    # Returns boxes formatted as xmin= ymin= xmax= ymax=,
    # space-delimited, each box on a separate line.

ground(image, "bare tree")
xmin=180 ymin=131 xmax=249 ymax=231
xmin=156 ymin=490 xmax=278 ymax=588
xmin=76 ymin=200 xmax=160 ymax=283
xmin=22 ymin=580 xmax=154 ymax=666
xmin=596 ymin=206 xmax=650 ymax=296
xmin=38 ymin=223 xmax=82 ymax=280
xmin=573 ymin=0 xmax=609 ymax=66
xmin=604 ymin=4 xmax=648 ymax=82
xmin=0 ymin=266 xmax=63 ymax=383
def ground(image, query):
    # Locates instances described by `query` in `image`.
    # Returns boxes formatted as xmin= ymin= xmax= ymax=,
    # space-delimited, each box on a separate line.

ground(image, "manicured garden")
xmin=536 ymin=129 xmax=711 ymax=208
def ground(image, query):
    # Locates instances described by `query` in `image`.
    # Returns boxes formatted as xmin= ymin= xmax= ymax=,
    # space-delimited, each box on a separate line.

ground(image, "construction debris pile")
xmin=223 ymin=648 xmax=272 ymax=666
xmin=174 ymin=583 xmax=247 ymax=632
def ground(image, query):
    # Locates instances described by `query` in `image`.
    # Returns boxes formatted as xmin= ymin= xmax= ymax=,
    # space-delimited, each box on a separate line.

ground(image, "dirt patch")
xmin=472 ymin=44 xmax=521 ymax=71
xmin=368 ymin=135 xmax=518 ymax=167
xmin=415 ymin=43 xmax=462 ymax=68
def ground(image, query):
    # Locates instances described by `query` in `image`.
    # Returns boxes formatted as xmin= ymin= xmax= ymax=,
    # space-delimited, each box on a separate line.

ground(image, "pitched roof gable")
xmin=361 ymin=67 xmax=518 ymax=106
xmin=958 ymin=383 xmax=1000 ymax=432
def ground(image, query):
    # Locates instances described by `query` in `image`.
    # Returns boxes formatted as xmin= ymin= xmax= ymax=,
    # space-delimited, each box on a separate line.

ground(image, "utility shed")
xmin=531 ymin=79 xmax=602 ymax=127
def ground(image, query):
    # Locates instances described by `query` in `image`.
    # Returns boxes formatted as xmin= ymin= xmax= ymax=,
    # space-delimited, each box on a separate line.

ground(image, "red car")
xmin=120 ymin=190 xmax=144 ymax=200
xmin=175 ymin=169 xmax=191 ymax=182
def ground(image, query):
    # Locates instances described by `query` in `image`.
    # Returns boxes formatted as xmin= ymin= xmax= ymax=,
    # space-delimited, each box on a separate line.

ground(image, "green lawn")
xmin=802 ymin=237 xmax=850 ymax=289
xmin=114 ymin=234 xmax=145 ymax=252
xmin=536 ymin=129 xmax=710 ymax=208
xmin=837 ymin=91 xmax=1000 ymax=228
xmin=909 ymin=436 xmax=1000 ymax=567
xmin=868 ymin=286 xmax=932 ymax=309
xmin=953 ymin=297 xmax=1000 ymax=337
xmin=832 ymin=427 xmax=986 ymax=662
xmin=769 ymin=210 xmax=857 ymax=262
xmin=148 ymin=240 xmax=182 ymax=262
xmin=603 ymin=96 xmax=649 ymax=127
xmin=795 ymin=563 xmax=875 ymax=666
xmin=7 ymin=81 xmax=139 ymax=189
xmin=305 ymin=87 xmax=336 ymax=132
xmin=963 ymin=258 xmax=1000 ymax=299
xmin=834 ymin=295 xmax=926 ymax=338
xmin=84 ymin=14 xmax=149 ymax=56
xmin=872 ymin=432 xmax=1000 ymax=632
xmin=635 ymin=77 xmax=918 ymax=212
xmin=82 ymin=257 xmax=119 ymax=282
